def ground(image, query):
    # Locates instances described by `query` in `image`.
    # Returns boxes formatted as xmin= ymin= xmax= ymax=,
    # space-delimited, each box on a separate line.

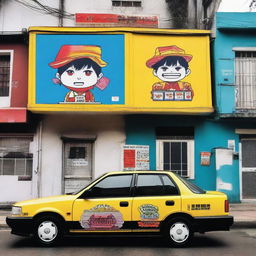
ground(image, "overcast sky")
xmin=218 ymin=0 xmax=254 ymax=12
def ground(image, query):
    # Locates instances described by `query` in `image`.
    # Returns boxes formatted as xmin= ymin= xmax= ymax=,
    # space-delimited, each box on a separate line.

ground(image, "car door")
xmin=71 ymin=174 xmax=133 ymax=233
xmin=132 ymin=173 xmax=181 ymax=232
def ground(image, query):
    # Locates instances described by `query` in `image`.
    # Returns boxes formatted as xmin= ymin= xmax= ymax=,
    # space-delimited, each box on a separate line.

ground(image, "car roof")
xmin=105 ymin=170 xmax=174 ymax=175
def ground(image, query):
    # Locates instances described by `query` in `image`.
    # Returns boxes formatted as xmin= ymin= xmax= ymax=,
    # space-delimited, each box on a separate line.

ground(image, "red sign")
xmin=75 ymin=13 xmax=158 ymax=28
xmin=123 ymin=149 xmax=136 ymax=168
xmin=200 ymin=152 xmax=211 ymax=166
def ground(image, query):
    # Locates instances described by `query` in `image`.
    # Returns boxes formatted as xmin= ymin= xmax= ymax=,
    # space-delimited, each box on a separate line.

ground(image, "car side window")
xmin=85 ymin=174 xmax=133 ymax=198
xmin=135 ymin=174 xmax=179 ymax=196
xmin=162 ymin=175 xmax=179 ymax=195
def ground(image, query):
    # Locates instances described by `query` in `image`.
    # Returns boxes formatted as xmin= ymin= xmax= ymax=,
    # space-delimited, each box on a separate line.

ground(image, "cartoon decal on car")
xmin=138 ymin=204 xmax=160 ymax=228
xmin=80 ymin=204 xmax=124 ymax=230
xmin=49 ymin=45 xmax=110 ymax=104
xmin=146 ymin=45 xmax=193 ymax=101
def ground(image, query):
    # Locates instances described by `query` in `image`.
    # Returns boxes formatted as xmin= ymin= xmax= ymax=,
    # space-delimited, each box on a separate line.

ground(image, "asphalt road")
xmin=0 ymin=229 xmax=255 ymax=256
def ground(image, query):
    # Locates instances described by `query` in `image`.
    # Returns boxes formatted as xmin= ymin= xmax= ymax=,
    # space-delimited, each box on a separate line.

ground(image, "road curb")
xmin=232 ymin=221 xmax=256 ymax=229
xmin=0 ymin=224 xmax=9 ymax=230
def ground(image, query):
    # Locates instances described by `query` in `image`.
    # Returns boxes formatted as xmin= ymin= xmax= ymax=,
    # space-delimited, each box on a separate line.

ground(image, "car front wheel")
xmin=165 ymin=218 xmax=193 ymax=247
xmin=34 ymin=216 xmax=63 ymax=246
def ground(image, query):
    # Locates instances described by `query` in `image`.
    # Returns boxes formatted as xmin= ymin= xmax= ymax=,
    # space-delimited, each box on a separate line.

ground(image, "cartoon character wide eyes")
xmin=67 ymin=70 xmax=74 ymax=76
xmin=161 ymin=67 xmax=168 ymax=71
xmin=84 ymin=70 xmax=92 ymax=76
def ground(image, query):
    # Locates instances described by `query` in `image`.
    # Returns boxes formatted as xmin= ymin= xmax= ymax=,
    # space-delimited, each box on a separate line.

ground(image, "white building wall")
xmin=0 ymin=176 xmax=32 ymax=203
xmin=0 ymin=0 xmax=172 ymax=31
xmin=0 ymin=0 xmax=59 ymax=31
xmin=0 ymin=0 xmax=169 ymax=202
xmin=38 ymin=114 xmax=125 ymax=197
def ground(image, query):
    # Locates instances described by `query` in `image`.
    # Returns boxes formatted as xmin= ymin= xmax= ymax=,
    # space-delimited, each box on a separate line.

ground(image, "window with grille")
xmin=112 ymin=1 xmax=142 ymax=7
xmin=235 ymin=50 xmax=256 ymax=109
xmin=0 ymin=136 xmax=33 ymax=179
xmin=0 ymin=51 xmax=13 ymax=107
xmin=156 ymin=127 xmax=194 ymax=178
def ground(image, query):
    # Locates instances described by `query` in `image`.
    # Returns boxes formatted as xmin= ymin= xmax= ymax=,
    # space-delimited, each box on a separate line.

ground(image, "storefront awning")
xmin=0 ymin=108 xmax=27 ymax=123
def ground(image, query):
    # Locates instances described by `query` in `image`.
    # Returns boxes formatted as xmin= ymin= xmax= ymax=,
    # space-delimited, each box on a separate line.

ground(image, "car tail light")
xmin=225 ymin=200 xmax=229 ymax=212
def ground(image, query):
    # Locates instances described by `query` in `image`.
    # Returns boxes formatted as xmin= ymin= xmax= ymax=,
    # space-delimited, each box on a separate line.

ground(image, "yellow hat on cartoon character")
xmin=146 ymin=45 xmax=192 ymax=68
xmin=49 ymin=45 xmax=107 ymax=68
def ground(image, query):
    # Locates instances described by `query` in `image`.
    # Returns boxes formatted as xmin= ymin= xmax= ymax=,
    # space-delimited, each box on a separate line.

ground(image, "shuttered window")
xmin=0 ymin=136 xmax=33 ymax=179
xmin=0 ymin=54 xmax=11 ymax=97
xmin=235 ymin=51 xmax=256 ymax=109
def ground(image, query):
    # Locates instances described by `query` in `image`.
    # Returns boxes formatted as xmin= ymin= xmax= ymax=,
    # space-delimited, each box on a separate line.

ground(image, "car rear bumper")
xmin=6 ymin=216 xmax=33 ymax=236
xmin=192 ymin=215 xmax=234 ymax=232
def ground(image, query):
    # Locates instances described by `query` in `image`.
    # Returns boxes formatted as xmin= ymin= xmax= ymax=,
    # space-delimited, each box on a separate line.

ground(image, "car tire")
xmin=164 ymin=217 xmax=193 ymax=247
xmin=34 ymin=215 xmax=63 ymax=246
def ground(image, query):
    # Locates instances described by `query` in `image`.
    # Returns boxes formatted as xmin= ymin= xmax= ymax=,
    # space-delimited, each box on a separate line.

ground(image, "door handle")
xmin=166 ymin=200 xmax=175 ymax=206
xmin=120 ymin=201 xmax=129 ymax=207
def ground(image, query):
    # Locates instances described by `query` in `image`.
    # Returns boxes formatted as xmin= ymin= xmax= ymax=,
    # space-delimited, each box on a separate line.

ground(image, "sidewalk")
xmin=230 ymin=202 xmax=256 ymax=228
xmin=0 ymin=203 xmax=256 ymax=229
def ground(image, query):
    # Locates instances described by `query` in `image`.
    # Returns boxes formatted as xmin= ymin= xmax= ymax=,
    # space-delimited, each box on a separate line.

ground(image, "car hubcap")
xmin=38 ymin=221 xmax=58 ymax=242
xmin=169 ymin=222 xmax=189 ymax=243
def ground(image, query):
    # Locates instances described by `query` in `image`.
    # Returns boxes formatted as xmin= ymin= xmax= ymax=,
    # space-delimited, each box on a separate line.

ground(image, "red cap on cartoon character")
xmin=49 ymin=45 xmax=107 ymax=68
xmin=146 ymin=45 xmax=192 ymax=68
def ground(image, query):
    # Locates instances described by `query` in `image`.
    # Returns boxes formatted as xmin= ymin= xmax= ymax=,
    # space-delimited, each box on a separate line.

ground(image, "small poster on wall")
xmin=200 ymin=152 xmax=211 ymax=166
xmin=123 ymin=145 xmax=150 ymax=170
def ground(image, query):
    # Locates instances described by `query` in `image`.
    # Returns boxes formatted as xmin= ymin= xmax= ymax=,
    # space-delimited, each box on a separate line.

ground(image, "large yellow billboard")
xmin=28 ymin=27 xmax=212 ymax=114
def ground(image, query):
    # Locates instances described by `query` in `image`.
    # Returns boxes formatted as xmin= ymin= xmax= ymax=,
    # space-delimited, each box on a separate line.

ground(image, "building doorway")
xmin=63 ymin=140 xmax=93 ymax=194
xmin=240 ymin=138 xmax=256 ymax=200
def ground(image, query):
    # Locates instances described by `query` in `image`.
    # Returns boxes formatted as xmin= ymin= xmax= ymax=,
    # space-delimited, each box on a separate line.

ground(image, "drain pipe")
xmin=59 ymin=0 xmax=64 ymax=27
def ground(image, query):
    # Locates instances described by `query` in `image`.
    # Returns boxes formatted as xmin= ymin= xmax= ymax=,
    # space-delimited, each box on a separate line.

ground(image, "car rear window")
xmin=174 ymin=173 xmax=206 ymax=194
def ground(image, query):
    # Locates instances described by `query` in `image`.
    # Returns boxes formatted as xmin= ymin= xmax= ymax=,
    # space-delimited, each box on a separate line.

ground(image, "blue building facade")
xmin=124 ymin=12 xmax=256 ymax=203
xmin=125 ymin=115 xmax=241 ymax=203
xmin=212 ymin=12 xmax=256 ymax=202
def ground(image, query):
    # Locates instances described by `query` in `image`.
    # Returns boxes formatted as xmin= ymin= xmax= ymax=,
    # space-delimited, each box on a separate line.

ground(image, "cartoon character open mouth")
xmin=162 ymin=73 xmax=181 ymax=79
xmin=74 ymin=82 xmax=84 ymax=86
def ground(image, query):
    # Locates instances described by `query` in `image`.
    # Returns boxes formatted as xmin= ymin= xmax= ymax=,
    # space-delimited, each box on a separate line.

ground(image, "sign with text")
xmin=75 ymin=13 xmax=158 ymax=28
xmin=123 ymin=145 xmax=149 ymax=170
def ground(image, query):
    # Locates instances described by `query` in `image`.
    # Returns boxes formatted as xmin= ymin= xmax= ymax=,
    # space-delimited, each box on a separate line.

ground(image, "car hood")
xmin=14 ymin=194 xmax=77 ymax=207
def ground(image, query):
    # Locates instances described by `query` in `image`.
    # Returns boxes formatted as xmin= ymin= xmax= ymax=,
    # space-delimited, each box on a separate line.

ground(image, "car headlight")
xmin=12 ymin=206 xmax=22 ymax=215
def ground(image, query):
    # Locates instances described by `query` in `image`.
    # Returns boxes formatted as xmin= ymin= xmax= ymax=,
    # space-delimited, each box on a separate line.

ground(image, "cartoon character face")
xmin=56 ymin=65 xmax=103 ymax=90
xmin=153 ymin=61 xmax=190 ymax=82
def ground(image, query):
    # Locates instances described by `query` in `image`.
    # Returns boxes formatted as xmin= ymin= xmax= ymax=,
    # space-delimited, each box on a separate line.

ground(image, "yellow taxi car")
xmin=6 ymin=171 xmax=233 ymax=247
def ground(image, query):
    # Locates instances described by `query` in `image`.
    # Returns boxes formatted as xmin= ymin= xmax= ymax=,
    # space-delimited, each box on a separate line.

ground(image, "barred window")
xmin=112 ymin=1 xmax=142 ymax=7
xmin=0 ymin=54 xmax=11 ymax=97
xmin=0 ymin=136 xmax=33 ymax=180
xmin=235 ymin=50 xmax=256 ymax=109
xmin=156 ymin=127 xmax=194 ymax=178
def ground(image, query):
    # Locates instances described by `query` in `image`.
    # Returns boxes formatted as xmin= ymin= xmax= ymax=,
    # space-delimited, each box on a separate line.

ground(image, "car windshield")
xmin=173 ymin=173 xmax=206 ymax=194
xmin=68 ymin=173 xmax=107 ymax=195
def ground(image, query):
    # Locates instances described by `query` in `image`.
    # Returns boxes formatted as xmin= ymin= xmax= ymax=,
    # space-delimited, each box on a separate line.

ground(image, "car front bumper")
xmin=6 ymin=216 xmax=33 ymax=236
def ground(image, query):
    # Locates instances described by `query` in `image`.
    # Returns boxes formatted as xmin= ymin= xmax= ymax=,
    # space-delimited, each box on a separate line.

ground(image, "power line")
xmin=13 ymin=0 xmax=74 ymax=19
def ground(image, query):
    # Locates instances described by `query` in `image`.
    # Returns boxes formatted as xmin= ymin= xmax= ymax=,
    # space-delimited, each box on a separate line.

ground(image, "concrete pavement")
xmin=230 ymin=202 xmax=256 ymax=228
xmin=1 ymin=202 xmax=255 ymax=230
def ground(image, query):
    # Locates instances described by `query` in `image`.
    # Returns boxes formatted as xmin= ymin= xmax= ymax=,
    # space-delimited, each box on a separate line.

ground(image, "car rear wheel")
xmin=165 ymin=218 xmax=193 ymax=247
xmin=34 ymin=215 xmax=63 ymax=246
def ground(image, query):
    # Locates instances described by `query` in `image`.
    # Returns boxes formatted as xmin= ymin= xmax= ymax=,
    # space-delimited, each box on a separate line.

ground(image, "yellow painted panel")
xmin=28 ymin=27 xmax=212 ymax=114
xmin=131 ymin=34 xmax=212 ymax=109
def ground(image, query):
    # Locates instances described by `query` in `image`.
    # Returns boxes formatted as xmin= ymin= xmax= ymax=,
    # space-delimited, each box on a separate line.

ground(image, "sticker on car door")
xmin=80 ymin=204 xmax=124 ymax=230
xmin=138 ymin=204 xmax=160 ymax=228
